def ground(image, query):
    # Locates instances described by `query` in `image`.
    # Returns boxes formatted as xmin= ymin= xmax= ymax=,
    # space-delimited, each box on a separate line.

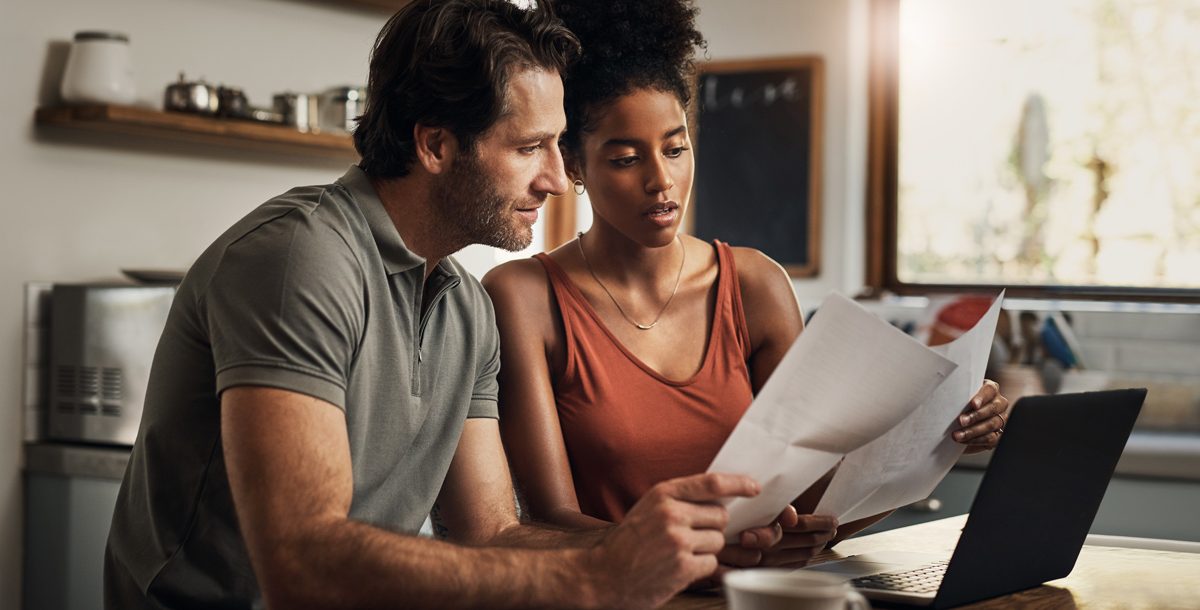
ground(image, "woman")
xmin=482 ymin=0 xmax=1009 ymax=569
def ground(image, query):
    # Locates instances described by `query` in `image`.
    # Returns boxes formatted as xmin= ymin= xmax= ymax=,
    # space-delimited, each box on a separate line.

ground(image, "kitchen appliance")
xmin=48 ymin=283 xmax=175 ymax=446
xmin=60 ymin=30 xmax=136 ymax=105
xmin=164 ymin=72 xmax=219 ymax=115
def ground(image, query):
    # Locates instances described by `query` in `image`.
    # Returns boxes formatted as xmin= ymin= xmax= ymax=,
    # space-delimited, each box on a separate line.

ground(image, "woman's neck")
xmin=579 ymin=221 xmax=685 ymax=288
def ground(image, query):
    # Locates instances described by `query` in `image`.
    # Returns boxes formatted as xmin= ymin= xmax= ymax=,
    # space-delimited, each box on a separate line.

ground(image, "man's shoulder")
xmin=184 ymin=181 xmax=368 ymax=296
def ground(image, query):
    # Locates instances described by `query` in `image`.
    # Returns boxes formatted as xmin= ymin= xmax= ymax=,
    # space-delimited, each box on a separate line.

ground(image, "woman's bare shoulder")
xmin=482 ymin=257 xmax=550 ymax=295
xmin=728 ymin=246 xmax=792 ymax=296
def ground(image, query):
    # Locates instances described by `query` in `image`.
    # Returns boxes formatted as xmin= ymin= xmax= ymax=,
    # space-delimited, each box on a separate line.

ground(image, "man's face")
xmin=433 ymin=69 xmax=569 ymax=252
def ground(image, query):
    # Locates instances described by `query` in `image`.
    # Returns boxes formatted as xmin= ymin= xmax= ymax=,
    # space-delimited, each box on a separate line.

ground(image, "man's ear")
xmin=413 ymin=124 xmax=458 ymax=175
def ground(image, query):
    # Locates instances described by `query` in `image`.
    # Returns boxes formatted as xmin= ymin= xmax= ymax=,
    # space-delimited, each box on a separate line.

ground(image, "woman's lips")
xmin=645 ymin=202 xmax=678 ymax=228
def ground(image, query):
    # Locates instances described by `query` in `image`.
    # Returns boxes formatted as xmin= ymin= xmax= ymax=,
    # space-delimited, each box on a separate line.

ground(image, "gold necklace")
xmin=576 ymin=231 xmax=686 ymax=331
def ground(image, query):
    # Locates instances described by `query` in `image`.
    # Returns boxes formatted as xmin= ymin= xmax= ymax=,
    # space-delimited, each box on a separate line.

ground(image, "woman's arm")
xmin=732 ymin=247 xmax=805 ymax=394
xmin=482 ymin=260 xmax=610 ymax=530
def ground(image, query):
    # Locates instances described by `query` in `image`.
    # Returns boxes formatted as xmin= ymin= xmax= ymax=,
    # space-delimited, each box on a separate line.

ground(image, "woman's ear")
xmin=562 ymin=147 xmax=584 ymax=183
xmin=413 ymin=123 xmax=458 ymax=175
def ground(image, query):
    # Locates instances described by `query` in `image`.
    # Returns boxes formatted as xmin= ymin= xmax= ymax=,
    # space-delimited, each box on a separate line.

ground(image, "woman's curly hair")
xmin=554 ymin=0 xmax=706 ymax=154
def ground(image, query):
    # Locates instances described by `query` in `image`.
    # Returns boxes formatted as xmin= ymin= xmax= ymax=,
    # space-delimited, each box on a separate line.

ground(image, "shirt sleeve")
xmin=205 ymin=210 xmax=364 ymax=409
xmin=467 ymin=295 xmax=500 ymax=420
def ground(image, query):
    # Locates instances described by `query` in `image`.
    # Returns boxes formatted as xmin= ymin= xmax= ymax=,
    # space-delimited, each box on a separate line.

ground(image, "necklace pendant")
xmin=635 ymin=322 xmax=657 ymax=330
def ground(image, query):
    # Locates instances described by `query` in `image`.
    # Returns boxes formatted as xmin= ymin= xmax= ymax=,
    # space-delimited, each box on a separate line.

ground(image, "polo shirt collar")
xmin=337 ymin=165 xmax=426 ymax=275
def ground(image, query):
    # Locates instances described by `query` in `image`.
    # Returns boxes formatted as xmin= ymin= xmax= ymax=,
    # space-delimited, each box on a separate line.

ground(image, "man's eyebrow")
xmin=519 ymin=130 xmax=562 ymax=143
xmin=602 ymin=125 xmax=688 ymax=148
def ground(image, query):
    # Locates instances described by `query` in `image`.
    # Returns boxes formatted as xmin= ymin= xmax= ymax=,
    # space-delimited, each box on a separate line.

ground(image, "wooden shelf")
xmin=314 ymin=0 xmax=411 ymax=13
xmin=35 ymin=104 xmax=359 ymax=161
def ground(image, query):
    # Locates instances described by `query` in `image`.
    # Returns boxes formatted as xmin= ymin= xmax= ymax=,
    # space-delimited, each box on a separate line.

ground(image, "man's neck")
xmin=369 ymin=174 xmax=464 ymax=280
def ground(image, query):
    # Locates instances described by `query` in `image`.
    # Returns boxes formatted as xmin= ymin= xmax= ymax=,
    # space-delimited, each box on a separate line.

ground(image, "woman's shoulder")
xmin=481 ymin=257 xmax=552 ymax=304
xmin=724 ymin=244 xmax=792 ymax=294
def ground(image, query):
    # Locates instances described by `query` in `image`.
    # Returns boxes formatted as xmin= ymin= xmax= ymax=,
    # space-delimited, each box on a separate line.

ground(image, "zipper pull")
xmin=418 ymin=347 xmax=423 ymax=363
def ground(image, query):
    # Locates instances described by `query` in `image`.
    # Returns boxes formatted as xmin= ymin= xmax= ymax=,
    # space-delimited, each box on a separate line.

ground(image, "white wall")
xmin=0 ymin=0 xmax=869 ymax=606
xmin=0 ymin=0 xmax=389 ymax=605
xmin=698 ymin=0 xmax=870 ymax=312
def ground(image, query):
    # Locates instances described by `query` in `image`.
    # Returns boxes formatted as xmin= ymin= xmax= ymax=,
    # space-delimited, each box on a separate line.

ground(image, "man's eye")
xmin=665 ymin=146 xmax=690 ymax=158
xmin=519 ymin=144 xmax=543 ymax=154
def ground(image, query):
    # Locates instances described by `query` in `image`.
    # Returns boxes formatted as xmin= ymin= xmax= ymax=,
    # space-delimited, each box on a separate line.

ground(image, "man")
xmin=104 ymin=1 xmax=783 ymax=608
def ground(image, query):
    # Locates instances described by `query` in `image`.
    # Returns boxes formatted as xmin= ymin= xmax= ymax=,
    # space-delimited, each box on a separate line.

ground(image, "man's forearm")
xmin=485 ymin=520 xmax=610 ymax=549
xmin=258 ymin=518 xmax=602 ymax=610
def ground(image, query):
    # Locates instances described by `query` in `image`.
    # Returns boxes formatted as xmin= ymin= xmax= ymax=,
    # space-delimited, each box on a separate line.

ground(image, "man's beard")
xmin=433 ymin=151 xmax=535 ymax=252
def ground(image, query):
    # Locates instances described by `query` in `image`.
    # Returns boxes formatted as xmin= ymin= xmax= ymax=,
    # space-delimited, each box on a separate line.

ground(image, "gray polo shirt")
xmin=105 ymin=166 xmax=500 ymax=609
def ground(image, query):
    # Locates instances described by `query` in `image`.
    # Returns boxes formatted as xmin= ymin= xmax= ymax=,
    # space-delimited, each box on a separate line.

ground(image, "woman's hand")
xmin=757 ymin=513 xmax=838 ymax=568
xmin=717 ymin=505 xmax=837 ymax=571
xmin=954 ymin=379 xmax=1010 ymax=454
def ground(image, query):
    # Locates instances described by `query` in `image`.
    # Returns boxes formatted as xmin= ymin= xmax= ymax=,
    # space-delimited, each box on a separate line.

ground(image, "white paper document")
xmin=707 ymin=293 xmax=957 ymax=540
xmin=815 ymin=292 xmax=1005 ymax=523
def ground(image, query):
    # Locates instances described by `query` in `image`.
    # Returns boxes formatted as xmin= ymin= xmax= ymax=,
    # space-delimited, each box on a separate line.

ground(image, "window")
xmin=867 ymin=0 xmax=1200 ymax=301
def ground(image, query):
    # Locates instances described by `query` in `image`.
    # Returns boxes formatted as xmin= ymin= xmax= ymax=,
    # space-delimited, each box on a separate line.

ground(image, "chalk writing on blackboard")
xmin=700 ymin=74 xmax=805 ymax=111
xmin=692 ymin=57 xmax=823 ymax=278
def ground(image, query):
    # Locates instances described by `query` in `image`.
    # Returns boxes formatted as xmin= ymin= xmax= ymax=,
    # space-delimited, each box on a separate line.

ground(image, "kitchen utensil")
xmin=273 ymin=92 xmax=320 ymax=133
xmin=164 ymin=73 xmax=218 ymax=115
xmin=216 ymin=85 xmax=249 ymax=119
xmin=60 ymin=31 xmax=136 ymax=105
xmin=320 ymin=86 xmax=367 ymax=133
xmin=248 ymin=107 xmax=285 ymax=124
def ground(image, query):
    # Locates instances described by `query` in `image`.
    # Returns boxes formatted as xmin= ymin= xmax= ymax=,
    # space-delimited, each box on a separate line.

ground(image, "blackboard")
xmin=692 ymin=57 xmax=823 ymax=277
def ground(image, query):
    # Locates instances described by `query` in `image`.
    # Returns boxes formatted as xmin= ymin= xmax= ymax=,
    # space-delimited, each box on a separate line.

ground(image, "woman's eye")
xmin=665 ymin=146 xmax=690 ymax=158
xmin=610 ymin=156 xmax=639 ymax=167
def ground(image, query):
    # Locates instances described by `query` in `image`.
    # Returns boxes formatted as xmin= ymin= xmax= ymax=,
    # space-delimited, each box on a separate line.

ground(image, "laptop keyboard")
xmin=851 ymin=560 xmax=949 ymax=594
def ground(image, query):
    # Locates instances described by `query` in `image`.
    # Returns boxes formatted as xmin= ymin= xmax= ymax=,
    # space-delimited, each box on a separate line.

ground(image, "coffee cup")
xmin=724 ymin=569 xmax=870 ymax=610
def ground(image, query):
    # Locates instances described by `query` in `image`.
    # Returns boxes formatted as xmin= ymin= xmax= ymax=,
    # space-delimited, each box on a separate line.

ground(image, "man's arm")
xmin=223 ymin=386 xmax=758 ymax=610
xmin=432 ymin=417 xmax=607 ymax=549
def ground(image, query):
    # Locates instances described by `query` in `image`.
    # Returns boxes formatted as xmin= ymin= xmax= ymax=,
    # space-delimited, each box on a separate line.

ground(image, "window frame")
xmin=864 ymin=0 xmax=1200 ymax=303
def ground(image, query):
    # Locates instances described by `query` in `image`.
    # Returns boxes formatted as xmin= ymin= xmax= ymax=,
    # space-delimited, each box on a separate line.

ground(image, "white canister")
xmin=60 ymin=31 xmax=136 ymax=105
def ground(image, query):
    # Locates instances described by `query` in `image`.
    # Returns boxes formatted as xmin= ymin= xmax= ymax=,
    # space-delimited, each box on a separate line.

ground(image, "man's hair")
xmin=354 ymin=0 xmax=580 ymax=178
xmin=553 ymin=0 xmax=706 ymax=155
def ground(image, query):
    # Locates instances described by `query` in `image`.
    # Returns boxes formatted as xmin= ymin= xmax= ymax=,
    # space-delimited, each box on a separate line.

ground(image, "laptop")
xmin=803 ymin=388 xmax=1147 ymax=608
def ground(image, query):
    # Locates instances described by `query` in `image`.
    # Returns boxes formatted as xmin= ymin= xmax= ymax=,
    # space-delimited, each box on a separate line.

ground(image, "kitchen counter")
xmin=24 ymin=441 xmax=131 ymax=480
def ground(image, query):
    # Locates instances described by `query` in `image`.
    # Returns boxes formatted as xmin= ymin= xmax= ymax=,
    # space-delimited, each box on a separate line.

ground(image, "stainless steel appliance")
xmin=48 ymin=283 xmax=175 ymax=446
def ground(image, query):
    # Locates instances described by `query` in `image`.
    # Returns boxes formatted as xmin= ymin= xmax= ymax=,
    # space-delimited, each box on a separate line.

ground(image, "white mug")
xmin=724 ymin=569 xmax=870 ymax=610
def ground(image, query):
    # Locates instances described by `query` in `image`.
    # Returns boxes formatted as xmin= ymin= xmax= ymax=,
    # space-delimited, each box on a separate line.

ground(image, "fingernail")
xmin=960 ymin=415 xmax=970 ymax=426
xmin=743 ymin=531 xmax=759 ymax=546
xmin=954 ymin=431 xmax=964 ymax=441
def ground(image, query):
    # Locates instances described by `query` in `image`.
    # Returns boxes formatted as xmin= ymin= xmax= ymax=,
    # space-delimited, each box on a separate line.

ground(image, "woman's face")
xmin=574 ymin=88 xmax=694 ymax=248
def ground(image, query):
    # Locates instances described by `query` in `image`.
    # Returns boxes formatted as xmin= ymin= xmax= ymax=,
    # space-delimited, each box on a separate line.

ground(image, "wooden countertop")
xmin=665 ymin=515 xmax=1200 ymax=609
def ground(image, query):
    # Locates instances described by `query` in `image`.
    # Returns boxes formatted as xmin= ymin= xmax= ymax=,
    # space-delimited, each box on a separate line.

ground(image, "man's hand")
xmin=585 ymin=473 xmax=760 ymax=609
xmin=954 ymin=379 xmax=1010 ymax=454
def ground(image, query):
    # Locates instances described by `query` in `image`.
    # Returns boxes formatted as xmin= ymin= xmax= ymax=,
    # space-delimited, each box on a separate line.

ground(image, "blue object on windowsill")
xmin=1040 ymin=316 xmax=1077 ymax=368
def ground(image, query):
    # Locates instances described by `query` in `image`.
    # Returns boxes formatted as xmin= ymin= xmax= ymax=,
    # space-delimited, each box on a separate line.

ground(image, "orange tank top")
xmin=533 ymin=241 xmax=755 ymax=522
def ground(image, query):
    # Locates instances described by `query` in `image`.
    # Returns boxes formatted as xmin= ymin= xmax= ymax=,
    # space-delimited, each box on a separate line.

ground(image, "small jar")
xmin=320 ymin=86 xmax=367 ymax=134
xmin=60 ymin=31 xmax=136 ymax=105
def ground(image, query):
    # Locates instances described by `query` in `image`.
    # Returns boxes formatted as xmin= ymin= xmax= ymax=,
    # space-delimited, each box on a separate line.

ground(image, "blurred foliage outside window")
xmin=896 ymin=0 xmax=1200 ymax=290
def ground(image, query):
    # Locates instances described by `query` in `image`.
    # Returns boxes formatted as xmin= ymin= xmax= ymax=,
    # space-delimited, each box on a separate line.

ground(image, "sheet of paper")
xmin=814 ymin=292 xmax=1005 ymax=523
xmin=708 ymin=293 xmax=957 ymax=539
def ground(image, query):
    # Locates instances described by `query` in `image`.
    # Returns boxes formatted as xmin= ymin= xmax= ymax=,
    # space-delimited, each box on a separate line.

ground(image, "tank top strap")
xmin=532 ymin=252 xmax=589 ymax=382
xmin=713 ymin=240 xmax=753 ymax=361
